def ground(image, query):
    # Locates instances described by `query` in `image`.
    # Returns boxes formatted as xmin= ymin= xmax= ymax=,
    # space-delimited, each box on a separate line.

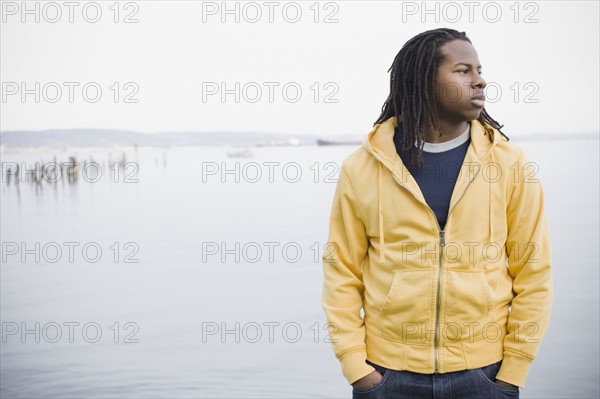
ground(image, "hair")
xmin=374 ymin=28 xmax=509 ymax=170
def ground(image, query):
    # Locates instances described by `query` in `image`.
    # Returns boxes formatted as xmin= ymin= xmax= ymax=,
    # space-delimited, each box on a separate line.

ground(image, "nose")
xmin=473 ymin=74 xmax=486 ymax=89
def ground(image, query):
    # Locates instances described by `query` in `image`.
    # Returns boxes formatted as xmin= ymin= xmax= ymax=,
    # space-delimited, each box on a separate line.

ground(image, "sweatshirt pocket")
xmin=444 ymin=270 xmax=494 ymax=340
xmin=376 ymin=269 xmax=434 ymax=340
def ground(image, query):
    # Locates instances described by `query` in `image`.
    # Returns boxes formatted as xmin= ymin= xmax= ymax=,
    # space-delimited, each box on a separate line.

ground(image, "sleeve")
xmin=495 ymin=149 xmax=554 ymax=388
xmin=321 ymin=164 xmax=376 ymax=385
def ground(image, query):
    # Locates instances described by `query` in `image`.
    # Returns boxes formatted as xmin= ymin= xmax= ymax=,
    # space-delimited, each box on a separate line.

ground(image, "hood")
xmin=361 ymin=115 xmax=502 ymax=264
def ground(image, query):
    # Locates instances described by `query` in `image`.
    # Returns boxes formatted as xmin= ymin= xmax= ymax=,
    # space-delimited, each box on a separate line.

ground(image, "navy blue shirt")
xmin=394 ymin=123 xmax=471 ymax=230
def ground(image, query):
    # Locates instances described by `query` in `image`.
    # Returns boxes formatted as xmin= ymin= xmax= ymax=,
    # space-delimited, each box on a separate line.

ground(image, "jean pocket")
xmin=476 ymin=361 xmax=519 ymax=393
xmin=352 ymin=364 xmax=391 ymax=394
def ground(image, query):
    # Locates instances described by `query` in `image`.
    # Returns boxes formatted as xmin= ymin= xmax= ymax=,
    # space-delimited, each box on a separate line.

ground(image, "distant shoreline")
xmin=0 ymin=130 xmax=597 ymax=152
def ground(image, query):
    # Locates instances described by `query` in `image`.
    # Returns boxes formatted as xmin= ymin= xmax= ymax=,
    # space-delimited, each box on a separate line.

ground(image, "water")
xmin=1 ymin=139 xmax=598 ymax=398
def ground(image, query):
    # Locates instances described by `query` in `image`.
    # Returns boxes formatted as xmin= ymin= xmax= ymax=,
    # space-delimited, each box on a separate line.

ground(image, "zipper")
xmin=434 ymin=229 xmax=444 ymax=374
xmin=405 ymin=195 xmax=444 ymax=374
xmin=430 ymin=178 xmax=479 ymax=373
xmin=392 ymin=165 xmax=482 ymax=374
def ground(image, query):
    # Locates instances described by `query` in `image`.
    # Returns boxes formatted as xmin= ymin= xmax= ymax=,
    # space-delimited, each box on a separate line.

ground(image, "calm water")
xmin=1 ymin=139 xmax=598 ymax=398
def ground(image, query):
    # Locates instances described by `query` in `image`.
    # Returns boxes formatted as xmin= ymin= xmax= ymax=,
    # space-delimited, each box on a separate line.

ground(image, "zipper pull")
xmin=440 ymin=231 xmax=445 ymax=247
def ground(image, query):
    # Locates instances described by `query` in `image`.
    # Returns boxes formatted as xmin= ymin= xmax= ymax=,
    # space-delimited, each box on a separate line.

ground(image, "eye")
xmin=460 ymin=69 xmax=469 ymax=74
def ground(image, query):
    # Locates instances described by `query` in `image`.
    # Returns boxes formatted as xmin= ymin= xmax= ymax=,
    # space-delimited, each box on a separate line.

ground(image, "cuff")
xmin=339 ymin=349 xmax=376 ymax=385
xmin=496 ymin=352 xmax=534 ymax=388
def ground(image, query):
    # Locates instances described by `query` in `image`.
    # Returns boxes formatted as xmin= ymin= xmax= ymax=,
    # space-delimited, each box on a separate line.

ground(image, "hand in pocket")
xmin=352 ymin=370 xmax=383 ymax=391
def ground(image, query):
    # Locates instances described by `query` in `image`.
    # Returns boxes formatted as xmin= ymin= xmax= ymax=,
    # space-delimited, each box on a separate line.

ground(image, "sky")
xmin=1 ymin=0 xmax=599 ymax=136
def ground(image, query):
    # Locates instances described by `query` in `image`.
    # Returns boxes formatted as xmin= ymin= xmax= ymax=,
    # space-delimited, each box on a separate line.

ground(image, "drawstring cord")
xmin=488 ymin=151 xmax=495 ymax=246
xmin=379 ymin=162 xmax=385 ymax=263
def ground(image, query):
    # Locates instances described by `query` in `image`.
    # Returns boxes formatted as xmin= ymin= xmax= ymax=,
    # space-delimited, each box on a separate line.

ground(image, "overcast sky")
xmin=1 ymin=0 xmax=599 ymax=136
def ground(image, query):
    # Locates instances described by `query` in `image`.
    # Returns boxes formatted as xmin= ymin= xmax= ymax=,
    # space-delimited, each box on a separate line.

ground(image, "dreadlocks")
xmin=374 ymin=28 xmax=509 ymax=170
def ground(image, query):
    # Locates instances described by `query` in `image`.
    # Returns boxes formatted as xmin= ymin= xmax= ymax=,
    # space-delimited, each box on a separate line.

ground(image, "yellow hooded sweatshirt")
xmin=321 ymin=115 xmax=553 ymax=388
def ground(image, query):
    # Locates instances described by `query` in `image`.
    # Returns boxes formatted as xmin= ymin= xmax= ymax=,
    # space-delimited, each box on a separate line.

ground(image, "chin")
xmin=464 ymin=109 xmax=483 ymax=120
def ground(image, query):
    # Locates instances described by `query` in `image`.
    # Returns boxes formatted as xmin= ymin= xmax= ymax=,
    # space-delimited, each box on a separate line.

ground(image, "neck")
xmin=424 ymin=119 xmax=469 ymax=144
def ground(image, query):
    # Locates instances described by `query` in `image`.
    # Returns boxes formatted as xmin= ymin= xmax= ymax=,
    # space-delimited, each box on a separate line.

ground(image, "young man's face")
xmin=434 ymin=39 xmax=487 ymax=123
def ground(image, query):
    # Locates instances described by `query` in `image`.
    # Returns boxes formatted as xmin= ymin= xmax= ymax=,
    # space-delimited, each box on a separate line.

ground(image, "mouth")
xmin=470 ymin=95 xmax=485 ymax=108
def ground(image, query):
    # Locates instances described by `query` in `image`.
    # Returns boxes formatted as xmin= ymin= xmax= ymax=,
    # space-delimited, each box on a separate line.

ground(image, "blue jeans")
xmin=352 ymin=359 xmax=520 ymax=399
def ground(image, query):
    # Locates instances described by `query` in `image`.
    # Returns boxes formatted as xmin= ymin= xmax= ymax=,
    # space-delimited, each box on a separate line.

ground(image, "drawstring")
xmin=379 ymin=162 xmax=385 ymax=263
xmin=488 ymin=150 xmax=494 ymax=246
